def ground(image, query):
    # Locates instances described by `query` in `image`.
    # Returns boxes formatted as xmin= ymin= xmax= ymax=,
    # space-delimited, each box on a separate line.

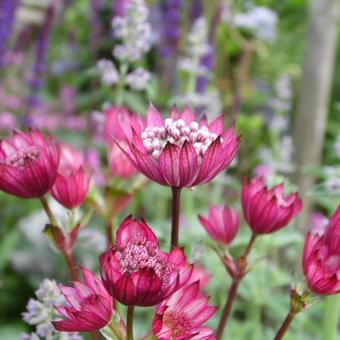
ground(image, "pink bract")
xmin=303 ymin=207 xmax=340 ymax=295
xmin=199 ymin=204 xmax=240 ymax=245
xmin=104 ymin=106 xmax=142 ymax=178
xmin=152 ymin=281 xmax=217 ymax=339
xmin=0 ymin=129 xmax=60 ymax=198
xmin=99 ymin=216 xmax=192 ymax=307
xmin=115 ymin=105 xmax=240 ymax=188
xmin=52 ymin=267 xmax=113 ymax=332
xmin=242 ymin=177 xmax=303 ymax=234
xmin=50 ymin=144 xmax=90 ymax=209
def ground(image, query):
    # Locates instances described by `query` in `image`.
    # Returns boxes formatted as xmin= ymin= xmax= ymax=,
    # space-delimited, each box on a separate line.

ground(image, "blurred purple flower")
xmin=64 ymin=116 xmax=87 ymax=131
xmin=190 ymin=0 xmax=203 ymax=23
xmin=159 ymin=0 xmax=183 ymax=58
xmin=86 ymin=148 xmax=106 ymax=187
xmin=27 ymin=4 xmax=55 ymax=107
xmin=113 ymin=0 xmax=130 ymax=17
xmin=0 ymin=0 xmax=20 ymax=68
xmin=253 ymin=163 xmax=274 ymax=180
xmin=0 ymin=111 xmax=17 ymax=130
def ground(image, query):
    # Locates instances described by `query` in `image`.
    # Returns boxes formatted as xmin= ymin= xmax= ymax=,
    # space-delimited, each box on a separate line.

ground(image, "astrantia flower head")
xmin=52 ymin=267 xmax=113 ymax=332
xmin=303 ymin=207 xmax=340 ymax=295
xmin=50 ymin=144 xmax=90 ymax=209
xmin=199 ymin=204 xmax=240 ymax=245
xmin=117 ymin=105 xmax=239 ymax=188
xmin=152 ymin=281 xmax=217 ymax=339
xmin=0 ymin=129 xmax=60 ymax=198
xmin=99 ymin=216 xmax=192 ymax=306
xmin=104 ymin=106 xmax=142 ymax=178
xmin=242 ymin=177 xmax=302 ymax=234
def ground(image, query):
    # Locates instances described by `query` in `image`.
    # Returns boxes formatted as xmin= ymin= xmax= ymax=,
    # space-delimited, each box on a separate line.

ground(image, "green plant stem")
xmin=216 ymin=233 xmax=258 ymax=339
xmin=126 ymin=306 xmax=134 ymax=340
xmin=40 ymin=197 xmax=79 ymax=281
xmin=274 ymin=311 xmax=296 ymax=340
xmin=216 ymin=279 xmax=240 ymax=339
xmin=40 ymin=197 xmax=59 ymax=227
xmin=170 ymin=187 xmax=182 ymax=250
xmin=322 ymin=295 xmax=340 ymax=340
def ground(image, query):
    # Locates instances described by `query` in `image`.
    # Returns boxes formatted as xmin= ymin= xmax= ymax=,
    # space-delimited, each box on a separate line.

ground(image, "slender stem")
xmin=40 ymin=197 xmax=79 ymax=281
xmin=243 ymin=233 xmax=257 ymax=258
xmin=216 ymin=279 xmax=240 ymax=339
xmin=170 ymin=187 xmax=182 ymax=250
xmin=63 ymin=251 xmax=80 ymax=281
xmin=274 ymin=311 xmax=295 ymax=340
xmin=40 ymin=197 xmax=59 ymax=226
xmin=126 ymin=306 xmax=134 ymax=340
xmin=216 ymin=232 xmax=258 ymax=339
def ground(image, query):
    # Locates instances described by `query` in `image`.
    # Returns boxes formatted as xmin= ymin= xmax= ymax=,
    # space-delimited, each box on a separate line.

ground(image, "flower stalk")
xmin=126 ymin=306 xmax=134 ymax=340
xmin=170 ymin=187 xmax=182 ymax=250
xmin=40 ymin=197 xmax=80 ymax=281
xmin=216 ymin=232 xmax=258 ymax=339
xmin=274 ymin=311 xmax=296 ymax=340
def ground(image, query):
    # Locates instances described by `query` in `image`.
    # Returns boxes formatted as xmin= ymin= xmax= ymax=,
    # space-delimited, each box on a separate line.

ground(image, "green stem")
xmin=126 ymin=306 xmax=134 ymax=340
xmin=40 ymin=197 xmax=79 ymax=281
xmin=186 ymin=57 xmax=199 ymax=94
xmin=322 ymin=295 xmax=340 ymax=340
xmin=116 ymin=63 xmax=128 ymax=105
xmin=40 ymin=197 xmax=59 ymax=227
xmin=170 ymin=187 xmax=182 ymax=250
xmin=216 ymin=279 xmax=240 ymax=339
xmin=274 ymin=311 xmax=296 ymax=340
xmin=216 ymin=232 xmax=258 ymax=339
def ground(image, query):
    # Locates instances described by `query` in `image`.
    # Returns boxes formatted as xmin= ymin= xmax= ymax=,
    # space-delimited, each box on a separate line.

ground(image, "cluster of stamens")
xmin=6 ymin=146 xmax=40 ymax=168
xmin=141 ymin=118 xmax=221 ymax=159
xmin=117 ymin=237 xmax=174 ymax=285
xmin=163 ymin=311 xmax=192 ymax=337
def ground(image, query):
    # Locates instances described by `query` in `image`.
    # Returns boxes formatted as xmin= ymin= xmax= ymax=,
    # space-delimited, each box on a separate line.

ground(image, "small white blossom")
xmin=125 ymin=68 xmax=151 ymax=90
xmin=231 ymin=6 xmax=278 ymax=42
xmin=97 ymin=59 xmax=119 ymax=86
xmin=112 ymin=0 xmax=152 ymax=62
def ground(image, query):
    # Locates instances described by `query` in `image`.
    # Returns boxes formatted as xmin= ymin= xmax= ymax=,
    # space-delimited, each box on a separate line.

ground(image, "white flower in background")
xmin=112 ymin=0 xmax=152 ymax=62
xmin=22 ymin=279 xmax=83 ymax=340
xmin=231 ymin=6 xmax=278 ymax=42
xmin=125 ymin=67 xmax=151 ymax=90
xmin=178 ymin=17 xmax=211 ymax=75
xmin=177 ymin=58 xmax=209 ymax=76
xmin=271 ymin=74 xmax=293 ymax=112
xmin=96 ymin=59 xmax=119 ymax=86
xmin=324 ymin=167 xmax=340 ymax=195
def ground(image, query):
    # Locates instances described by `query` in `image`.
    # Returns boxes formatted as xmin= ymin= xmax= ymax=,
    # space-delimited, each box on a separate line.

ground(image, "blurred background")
xmin=0 ymin=0 xmax=340 ymax=339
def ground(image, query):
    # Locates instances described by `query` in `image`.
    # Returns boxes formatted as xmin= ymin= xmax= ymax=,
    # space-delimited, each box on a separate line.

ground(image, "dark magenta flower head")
xmin=117 ymin=105 xmax=240 ymax=188
xmin=242 ymin=177 xmax=303 ymax=234
xmin=50 ymin=144 xmax=90 ymax=209
xmin=152 ymin=281 xmax=217 ymax=339
xmin=52 ymin=267 xmax=113 ymax=332
xmin=199 ymin=204 xmax=240 ymax=245
xmin=0 ymin=129 xmax=60 ymax=198
xmin=99 ymin=216 xmax=193 ymax=307
xmin=104 ymin=105 xmax=142 ymax=178
xmin=303 ymin=207 xmax=340 ymax=295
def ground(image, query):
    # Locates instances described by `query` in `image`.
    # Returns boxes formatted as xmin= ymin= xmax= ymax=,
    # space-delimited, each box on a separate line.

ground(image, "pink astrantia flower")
xmin=199 ymin=205 xmax=240 ymax=245
xmin=187 ymin=265 xmax=211 ymax=289
xmin=99 ymin=216 xmax=192 ymax=306
xmin=0 ymin=129 xmax=60 ymax=198
xmin=116 ymin=105 xmax=240 ymax=188
xmin=303 ymin=207 xmax=340 ymax=295
xmin=104 ymin=106 xmax=141 ymax=178
xmin=52 ymin=267 xmax=113 ymax=332
xmin=51 ymin=145 xmax=90 ymax=209
xmin=242 ymin=177 xmax=303 ymax=234
xmin=152 ymin=281 xmax=217 ymax=339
